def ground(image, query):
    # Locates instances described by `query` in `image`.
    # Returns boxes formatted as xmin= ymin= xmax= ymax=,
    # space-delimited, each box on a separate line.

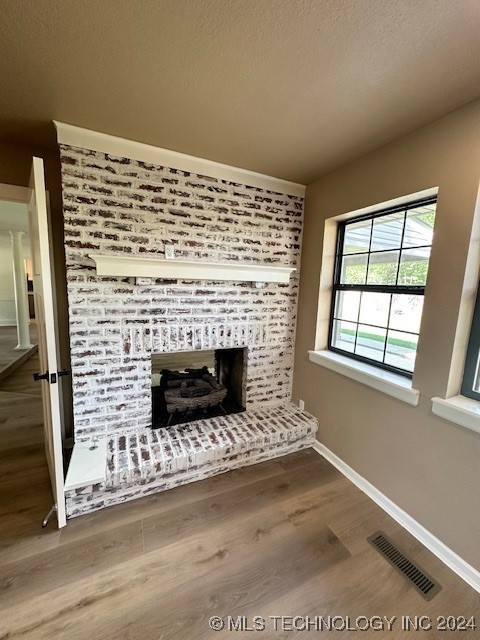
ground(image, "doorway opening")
xmin=0 ymin=166 xmax=67 ymax=533
xmin=0 ymin=199 xmax=38 ymax=382
xmin=0 ymin=194 xmax=51 ymax=537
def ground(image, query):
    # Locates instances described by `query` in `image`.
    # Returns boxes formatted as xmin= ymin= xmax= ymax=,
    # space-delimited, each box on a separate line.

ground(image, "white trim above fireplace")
xmin=54 ymin=121 xmax=306 ymax=197
xmin=89 ymin=253 xmax=296 ymax=283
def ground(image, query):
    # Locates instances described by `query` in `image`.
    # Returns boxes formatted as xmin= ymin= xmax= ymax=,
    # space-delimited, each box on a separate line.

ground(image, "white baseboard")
xmin=312 ymin=440 xmax=480 ymax=593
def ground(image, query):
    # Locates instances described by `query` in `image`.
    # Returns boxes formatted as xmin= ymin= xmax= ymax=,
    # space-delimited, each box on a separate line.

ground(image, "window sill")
xmin=308 ymin=349 xmax=420 ymax=406
xmin=431 ymin=396 xmax=480 ymax=435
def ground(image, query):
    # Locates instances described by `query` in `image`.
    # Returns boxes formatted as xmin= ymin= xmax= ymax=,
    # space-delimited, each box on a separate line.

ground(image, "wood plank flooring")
xmin=0 ymin=358 xmax=479 ymax=639
xmin=0 ymin=354 xmax=54 ymax=572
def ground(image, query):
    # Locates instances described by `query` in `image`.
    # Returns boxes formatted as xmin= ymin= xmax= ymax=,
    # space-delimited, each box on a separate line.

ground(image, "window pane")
xmin=473 ymin=364 xmax=480 ymax=394
xmin=355 ymin=324 xmax=386 ymax=362
xmin=331 ymin=319 xmax=356 ymax=353
xmin=358 ymin=292 xmax=390 ymax=327
xmin=344 ymin=219 xmax=371 ymax=254
xmin=330 ymin=198 xmax=435 ymax=376
xmin=334 ymin=290 xmax=361 ymax=322
xmin=366 ymin=250 xmax=400 ymax=285
xmin=461 ymin=281 xmax=480 ymax=400
xmin=403 ymin=204 xmax=436 ymax=248
xmin=389 ymin=294 xmax=424 ymax=333
xmin=371 ymin=211 xmax=404 ymax=251
xmin=384 ymin=330 xmax=418 ymax=372
xmin=341 ymin=253 xmax=368 ymax=284
xmin=398 ymin=247 xmax=430 ymax=285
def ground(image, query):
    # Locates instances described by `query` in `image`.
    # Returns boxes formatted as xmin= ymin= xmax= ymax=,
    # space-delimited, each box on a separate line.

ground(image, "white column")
xmin=10 ymin=231 xmax=32 ymax=350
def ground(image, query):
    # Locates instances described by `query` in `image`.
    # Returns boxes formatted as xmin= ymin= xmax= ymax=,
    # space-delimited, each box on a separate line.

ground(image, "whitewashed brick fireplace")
xmin=59 ymin=127 xmax=317 ymax=517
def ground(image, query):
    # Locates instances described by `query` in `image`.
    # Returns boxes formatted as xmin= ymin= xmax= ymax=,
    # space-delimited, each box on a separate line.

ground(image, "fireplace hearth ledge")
xmin=65 ymin=402 xmax=317 ymax=519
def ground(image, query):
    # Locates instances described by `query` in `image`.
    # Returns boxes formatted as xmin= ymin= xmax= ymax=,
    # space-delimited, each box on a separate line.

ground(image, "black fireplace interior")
xmin=151 ymin=348 xmax=246 ymax=428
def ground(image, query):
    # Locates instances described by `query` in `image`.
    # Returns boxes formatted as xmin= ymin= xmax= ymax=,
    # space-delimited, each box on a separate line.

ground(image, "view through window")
xmin=461 ymin=285 xmax=480 ymax=401
xmin=329 ymin=198 xmax=437 ymax=376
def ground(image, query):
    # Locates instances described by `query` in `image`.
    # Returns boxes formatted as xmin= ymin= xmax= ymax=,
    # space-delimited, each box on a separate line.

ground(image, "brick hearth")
xmin=65 ymin=404 xmax=317 ymax=518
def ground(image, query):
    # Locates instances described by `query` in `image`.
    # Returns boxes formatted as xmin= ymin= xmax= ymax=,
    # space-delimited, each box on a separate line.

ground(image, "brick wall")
xmin=60 ymin=145 xmax=304 ymax=438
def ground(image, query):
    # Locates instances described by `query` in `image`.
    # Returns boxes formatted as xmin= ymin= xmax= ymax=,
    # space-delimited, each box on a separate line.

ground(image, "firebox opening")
xmin=151 ymin=348 xmax=246 ymax=428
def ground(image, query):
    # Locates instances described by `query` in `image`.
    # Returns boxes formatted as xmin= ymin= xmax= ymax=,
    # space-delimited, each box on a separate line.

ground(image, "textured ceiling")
xmin=1 ymin=0 xmax=480 ymax=183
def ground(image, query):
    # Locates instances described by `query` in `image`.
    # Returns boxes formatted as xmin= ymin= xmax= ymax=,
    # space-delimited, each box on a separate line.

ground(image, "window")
xmin=461 ymin=286 xmax=480 ymax=401
xmin=329 ymin=197 xmax=437 ymax=377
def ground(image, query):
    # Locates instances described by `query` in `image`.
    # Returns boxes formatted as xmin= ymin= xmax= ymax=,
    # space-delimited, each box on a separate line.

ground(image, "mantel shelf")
xmin=89 ymin=253 xmax=296 ymax=283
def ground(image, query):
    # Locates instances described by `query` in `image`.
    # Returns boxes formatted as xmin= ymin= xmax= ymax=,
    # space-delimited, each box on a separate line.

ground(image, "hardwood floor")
xmin=0 ymin=359 xmax=478 ymax=639
xmin=0 ymin=354 xmax=54 ymax=570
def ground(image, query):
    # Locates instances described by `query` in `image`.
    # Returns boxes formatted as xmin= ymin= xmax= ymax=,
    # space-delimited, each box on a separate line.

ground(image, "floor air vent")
xmin=368 ymin=531 xmax=441 ymax=600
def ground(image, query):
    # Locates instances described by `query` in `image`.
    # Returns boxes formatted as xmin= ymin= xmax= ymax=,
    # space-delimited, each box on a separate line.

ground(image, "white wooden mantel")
xmin=89 ymin=253 xmax=296 ymax=284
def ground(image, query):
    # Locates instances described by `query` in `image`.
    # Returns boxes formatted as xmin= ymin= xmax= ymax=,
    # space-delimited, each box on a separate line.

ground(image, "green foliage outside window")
xmin=339 ymin=327 xmax=417 ymax=350
xmin=343 ymin=257 xmax=428 ymax=286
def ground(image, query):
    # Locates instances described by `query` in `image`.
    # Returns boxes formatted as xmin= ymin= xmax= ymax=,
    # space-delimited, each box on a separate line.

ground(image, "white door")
xmin=28 ymin=157 xmax=66 ymax=528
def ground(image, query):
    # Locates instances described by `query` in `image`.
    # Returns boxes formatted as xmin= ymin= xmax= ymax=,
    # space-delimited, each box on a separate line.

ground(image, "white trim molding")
xmin=53 ymin=122 xmax=306 ymax=198
xmin=312 ymin=441 xmax=480 ymax=593
xmin=308 ymin=349 xmax=420 ymax=406
xmin=334 ymin=187 xmax=439 ymax=223
xmin=431 ymin=395 xmax=480 ymax=435
xmin=90 ymin=253 xmax=296 ymax=284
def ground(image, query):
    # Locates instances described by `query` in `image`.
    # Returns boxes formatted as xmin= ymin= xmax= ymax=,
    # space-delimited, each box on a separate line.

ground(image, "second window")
xmin=329 ymin=197 xmax=437 ymax=377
